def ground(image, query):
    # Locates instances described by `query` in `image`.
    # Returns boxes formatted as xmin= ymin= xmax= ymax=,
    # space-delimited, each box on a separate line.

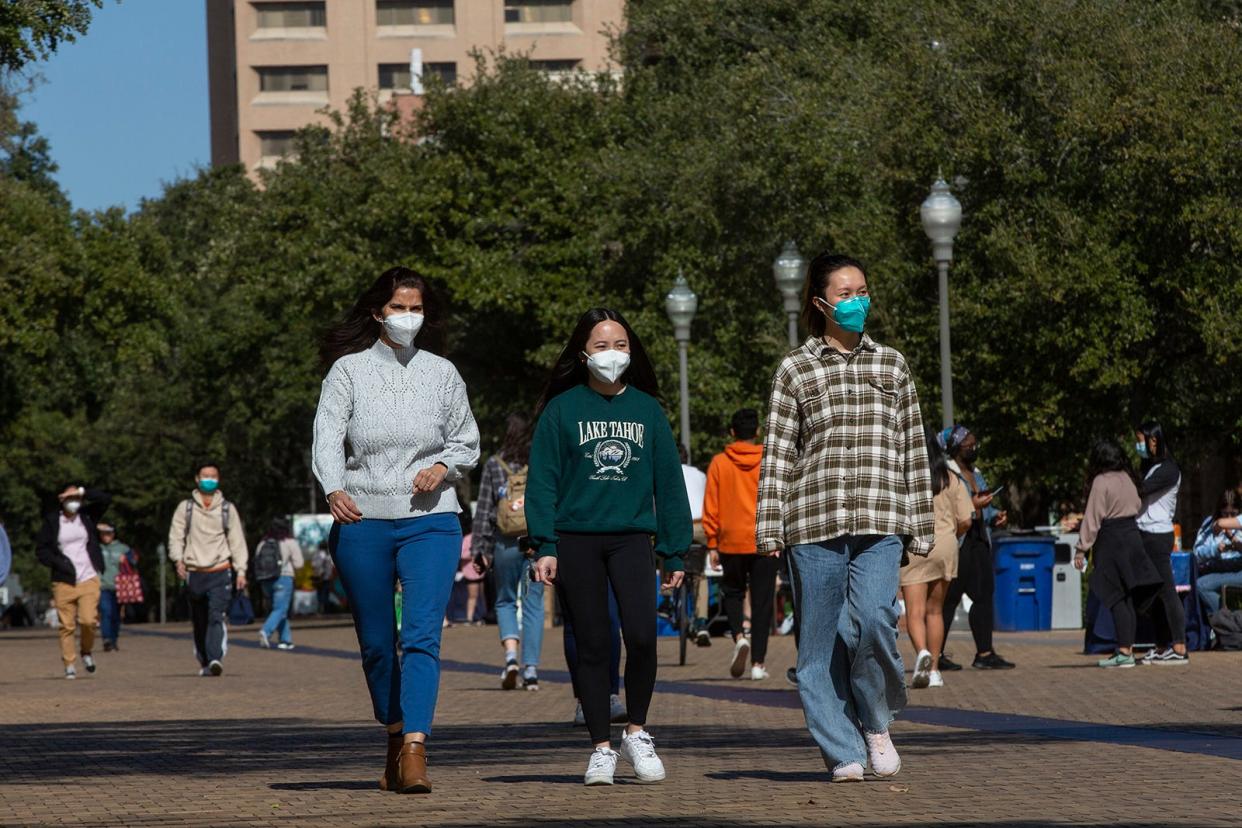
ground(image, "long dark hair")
xmin=1137 ymin=420 xmax=1174 ymax=469
xmin=925 ymin=424 xmax=950 ymax=497
xmin=498 ymin=411 xmax=532 ymax=467
xmin=1213 ymin=488 xmax=1241 ymax=521
xmin=319 ymin=267 xmax=445 ymax=367
xmin=1083 ymin=438 xmax=1138 ymax=504
xmin=802 ymin=252 xmax=868 ymax=338
xmin=533 ymin=308 xmax=661 ymax=417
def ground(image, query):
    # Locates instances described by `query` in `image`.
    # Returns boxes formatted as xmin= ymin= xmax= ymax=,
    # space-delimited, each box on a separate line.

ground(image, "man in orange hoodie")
xmin=703 ymin=409 xmax=773 ymax=681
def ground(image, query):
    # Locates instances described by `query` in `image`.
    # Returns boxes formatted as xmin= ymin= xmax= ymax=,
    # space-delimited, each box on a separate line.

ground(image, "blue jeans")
xmin=789 ymin=535 xmax=906 ymax=771
xmin=1197 ymin=571 xmax=1242 ymax=615
xmin=493 ymin=535 xmax=544 ymax=666
xmin=99 ymin=588 xmax=120 ymax=643
xmin=261 ymin=575 xmax=295 ymax=644
xmin=330 ymin=513 xmax=461 ymax=735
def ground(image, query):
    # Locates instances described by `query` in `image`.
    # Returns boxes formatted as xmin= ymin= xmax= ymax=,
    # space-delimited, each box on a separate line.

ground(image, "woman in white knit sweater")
xmin=313 ymin=267 xmax=480 ymax=795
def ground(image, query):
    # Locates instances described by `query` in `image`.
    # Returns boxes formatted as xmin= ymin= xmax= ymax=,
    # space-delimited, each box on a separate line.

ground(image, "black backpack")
xmin=1210 ymin=609 xmax=1242 ymax=650
xmin=253 ymin=537 xmax=284 ymax=582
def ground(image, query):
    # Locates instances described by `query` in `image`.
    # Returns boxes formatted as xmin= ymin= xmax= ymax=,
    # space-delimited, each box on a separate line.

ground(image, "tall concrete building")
xmin=207 ymin=0 xmax=624 ymax=171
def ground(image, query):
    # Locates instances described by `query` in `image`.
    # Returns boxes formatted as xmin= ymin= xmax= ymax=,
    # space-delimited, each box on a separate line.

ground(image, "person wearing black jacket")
xmin=1134 ymin=422 xmax=1188 ymax=665
xmin=35 ymin=485 xmax=112 ymax=679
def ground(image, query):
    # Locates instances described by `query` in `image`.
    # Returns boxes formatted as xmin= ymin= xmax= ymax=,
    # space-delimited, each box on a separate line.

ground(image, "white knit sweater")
xmin=312 ymin=340 xmax=480 ymax=520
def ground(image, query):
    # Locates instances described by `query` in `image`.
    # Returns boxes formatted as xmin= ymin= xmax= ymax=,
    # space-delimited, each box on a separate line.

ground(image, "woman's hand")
xmin=413 ymin=463 xmax=448 ymax=495
xmin=993 ymin=510 xmax=1009 ymax=529
xmin=533 ymin=555 xmax=558 ymax=584
xmin=472 ymin=553 xmax=490 ymax=576
xmin=1074 ymin=550 xmax=1087 ymax=572
xmin=662 ymin=569 xmax=685 ymax=590
xmin=58 ymin=485 xmax=85 ymax=502
xmin=328 ymin=491 xmax=363 ymax=524
xmin=971 ymin=492 xmax=994 ymax=511
xmin=708 ymin=549 xmax=720 ymax=569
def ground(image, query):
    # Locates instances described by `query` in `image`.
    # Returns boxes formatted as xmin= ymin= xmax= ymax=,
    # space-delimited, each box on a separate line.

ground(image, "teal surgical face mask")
xmin=198 ymin=478 xmax=220 ymax=494
xmin=1136 ymin=441 xmax=1149 ymax=459
xmin=819 ymin=295 xmax=871 ymax=333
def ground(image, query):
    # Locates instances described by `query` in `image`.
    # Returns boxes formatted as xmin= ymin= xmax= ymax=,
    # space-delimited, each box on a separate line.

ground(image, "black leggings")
xmin=1111 ymin=595 xmax=1137 ymax=649
xmin=942 ymin=527 xmax=994 ymax=655
xmin=1139 ymin=531 xmax=1186 ymax=647
xmin=556 ymin=533 xmax=658 ymax=744
xmin=720 ymin=553 xmax=778 ymax=664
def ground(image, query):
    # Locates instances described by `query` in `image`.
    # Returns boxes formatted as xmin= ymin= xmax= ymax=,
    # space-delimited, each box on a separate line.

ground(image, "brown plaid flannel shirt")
xmin=755 ymin=335 xmax=936 ymax=556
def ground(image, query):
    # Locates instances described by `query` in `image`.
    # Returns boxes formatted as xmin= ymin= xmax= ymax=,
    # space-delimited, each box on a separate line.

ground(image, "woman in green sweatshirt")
xmin=528 ymin=308 xmax=692 ymax=787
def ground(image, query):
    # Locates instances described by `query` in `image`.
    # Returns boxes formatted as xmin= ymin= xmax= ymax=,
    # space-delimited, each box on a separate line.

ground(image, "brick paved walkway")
xmin=2 ymin=619 xmax=1239 ymax=827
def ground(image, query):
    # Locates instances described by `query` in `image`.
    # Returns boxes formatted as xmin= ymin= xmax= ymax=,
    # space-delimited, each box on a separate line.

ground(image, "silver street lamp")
xmin=920 ymin=177 xmax=962 ymax=429
xmin=772 ymin=240 xmax=807 ymax=348
xmin=665 ymin=271 xmax=698 ymax=461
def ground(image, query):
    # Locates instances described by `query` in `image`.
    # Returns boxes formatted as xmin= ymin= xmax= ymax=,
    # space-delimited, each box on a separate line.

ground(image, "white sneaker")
xmin=729 ymin=637 xmax=750 ymax=678
xmin=778 ymin=615 xmax=795 ymax=636
xmin=911 ymin=649 xmax=932 ymax=689
xmin=832 ymin=762 xmax=864 ymax=782
xmin=276 ymin=642 xmax=295 ymax=651
xmin=258 ymin=631 xmax=271 ymax=649
xmin=609 ymin=694 xmax=628 ymax=724
xmin=583 ymin=747 xmax=618 ymax=786
xmin=501 ymin=659 xmax=519 ymax=690
xmin=619 ymin=730 xmax=666 ymax=783
xmin=750 ymin=665 xmax=770 ymax=681
xmin=928 ymin=670 xmax=944 ymax=688
xmin=82 ymin=654 xmax=96 ymax=674
xmin=64 ymin=666 xmax=77 ymax=680
xmin=865 ymin=731 xmax=902 ymax=778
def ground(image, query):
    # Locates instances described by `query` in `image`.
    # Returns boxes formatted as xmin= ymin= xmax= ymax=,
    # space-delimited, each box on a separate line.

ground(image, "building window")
xmin=377 ymin=0 xmax=454 ymax=26
xmin=258 ymin=66 xmax=328 ymax=92
xmin=257 ymin=130 xmax=297 ymax=162
xmin=530 ymin=59 xmax=580 ymax=73
xmin=255 ymin=2 xmax=326 ymax=29
xmin=423 ymin=62 xmax=457 ymax=85
xmin=380 ymin=62 xmax=457 ymax=91
xmin=505 ymin=1 xmax=572 ymax=24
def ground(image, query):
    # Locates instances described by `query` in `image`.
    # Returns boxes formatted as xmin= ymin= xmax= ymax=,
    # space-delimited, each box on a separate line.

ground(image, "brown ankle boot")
xmin=378 ymin=732 xmax=403 ymax=791
xmin=396 ymin=741 xmax=431 ymax=794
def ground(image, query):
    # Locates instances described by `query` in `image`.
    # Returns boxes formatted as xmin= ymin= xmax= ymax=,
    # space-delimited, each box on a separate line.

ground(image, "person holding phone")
xmin=939 ymin=425 xmax=1015 ymax=670
xmin=526 ymin=308 xmax=692 ymax=787
xmin=755 ymin=252 xmax=936 ymax=783
xmin=313 ymin=266 xmax=480 ymax=795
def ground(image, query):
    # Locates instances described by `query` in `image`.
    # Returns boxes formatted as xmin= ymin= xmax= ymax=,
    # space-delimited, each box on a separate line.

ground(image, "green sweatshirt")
xmin=526 ymin=383 xmax=692 ymax=571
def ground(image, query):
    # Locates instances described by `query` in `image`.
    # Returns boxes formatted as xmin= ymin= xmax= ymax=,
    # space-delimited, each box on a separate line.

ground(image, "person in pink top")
xmin=36 ymin=485 xmax=113 ymax=679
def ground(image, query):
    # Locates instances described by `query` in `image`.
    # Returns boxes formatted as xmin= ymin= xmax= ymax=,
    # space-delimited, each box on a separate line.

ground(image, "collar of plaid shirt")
xmin=754 ymin=334 xmax=936 ymax=556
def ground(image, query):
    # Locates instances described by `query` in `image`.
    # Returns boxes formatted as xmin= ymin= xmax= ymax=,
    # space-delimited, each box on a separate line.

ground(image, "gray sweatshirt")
xmin=312 ymin=340 xmax=480 ymax=520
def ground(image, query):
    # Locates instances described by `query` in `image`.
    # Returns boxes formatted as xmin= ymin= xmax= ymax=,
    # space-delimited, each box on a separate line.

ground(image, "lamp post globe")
xmin=772 ymin=240 xmax=807 ymax=347
xmin=920 ymin=177 xmax=962 ymax=428
xmin=665 ymin=272 xmax=698 ymax=459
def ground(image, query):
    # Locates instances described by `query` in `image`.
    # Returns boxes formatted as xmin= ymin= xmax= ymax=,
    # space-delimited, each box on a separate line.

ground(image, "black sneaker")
xmin=971 ymin=652 xmax=1015 ymax=670
xmin=937 ymin=653 xmax=964 ymax=672
xmin=1146 ymin=648 xmax=1190 ymax=666
xmin=785 ymin=667 xmax=799 ymax=687
xmin=695 ymin=629 xmax=712 ymax=647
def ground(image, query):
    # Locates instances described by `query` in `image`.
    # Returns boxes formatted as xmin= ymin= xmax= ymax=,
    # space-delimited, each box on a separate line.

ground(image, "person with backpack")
xmin=755 ymin=252 xmax=935 ymax=783
xmin=96 ymin=521 xmax=134 ymax=652
xmin=527 ymin=308 xmax=691 ymax=787
xmin=1133 ymin=421 xmax=1189 ymax=665
xmin=36 ymin=485 xmax=112 ymax=679
xmin=168 ymin=461 xmax=249 ymax=677
xmin=471 ymin=412 xmax=546 ymax=690
xmin=311 ymin=543 xmax=336 ymax=614
xmin=313 ymin=267 xmax=480 ymax=795
xmin=256 ymin=517 xmax=304 ymax=651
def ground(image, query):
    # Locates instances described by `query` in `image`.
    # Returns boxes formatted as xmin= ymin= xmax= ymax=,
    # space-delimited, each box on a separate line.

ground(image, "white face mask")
xmin=584 ymin=349 xmax=631 ymax=384
xmin=64 ymin=499 xmax=82 ymax=516
xmin=382 ymin=312 xmax=424 ymax=347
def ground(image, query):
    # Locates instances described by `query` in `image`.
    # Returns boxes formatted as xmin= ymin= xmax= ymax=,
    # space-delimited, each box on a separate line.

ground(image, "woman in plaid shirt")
xmin=755 ymin=252 xmax=936 ymax=783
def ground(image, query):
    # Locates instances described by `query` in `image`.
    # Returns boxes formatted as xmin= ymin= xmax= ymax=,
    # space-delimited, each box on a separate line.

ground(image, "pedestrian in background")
xmin=256 ymin=517 xmax=303 ymax=651
xmin=703 ymin=407 xmax=772 ymax=681
xmin=168 ymin=462 xmax=249 ymax=677
xmin=96 ymin=521 xmax=133 ymax=652
xmin=939 ymin=425 xmax=1015 ymax=670
xmin=901 ymin=427 xmax=972 ymax=689
xmin=1193 ymin=487 xmax=1242 ymax=616
xmin=1134 ymin=421 xmax=1189 ymax=664
xmin=313 ymin=266 xmax=480 ymax=795
xmin=472 ymin=412 xmax=546 ymax=690
xmin=527 ymin=307 xmax=691 ymax=787
xmin=756 ymin=252 xmax=935 ymax=783
xmin=1075 ymin=439 xmax=1164 ymax=668
xmin=36 ymin=485 xmax=112 ymax=678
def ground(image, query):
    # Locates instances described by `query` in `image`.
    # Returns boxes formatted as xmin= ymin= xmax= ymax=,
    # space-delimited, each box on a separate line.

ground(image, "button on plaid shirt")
xmin=755 ymin=335 xmax=936 ymax=556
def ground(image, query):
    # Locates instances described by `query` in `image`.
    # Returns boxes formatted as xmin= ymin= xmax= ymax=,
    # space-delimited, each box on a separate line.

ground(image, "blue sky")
xmin=21 ymin=0 xmax=209 ymax=213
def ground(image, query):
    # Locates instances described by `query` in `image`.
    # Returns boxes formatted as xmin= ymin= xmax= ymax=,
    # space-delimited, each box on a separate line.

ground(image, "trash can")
xmin=993 ymin=536 xmax=1056 ymax=631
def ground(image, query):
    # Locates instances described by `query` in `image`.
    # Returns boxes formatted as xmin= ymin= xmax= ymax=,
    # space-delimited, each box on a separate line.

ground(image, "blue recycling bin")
xmin=993 ymin=536 xmax=1056 ymax=631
